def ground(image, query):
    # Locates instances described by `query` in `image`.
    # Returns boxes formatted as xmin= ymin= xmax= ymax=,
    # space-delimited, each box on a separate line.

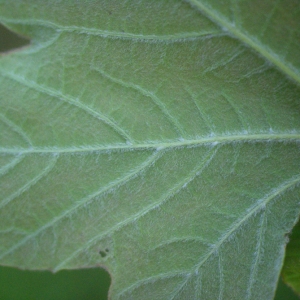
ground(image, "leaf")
xmin=282 ymin=220 xmax=300 ymax=296
xmin=1 ymin=1 xmax=300 ymax=299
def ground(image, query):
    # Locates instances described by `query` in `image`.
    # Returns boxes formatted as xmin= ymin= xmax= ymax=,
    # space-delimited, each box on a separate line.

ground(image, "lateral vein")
xmin=0 ymin=18 xmax=222 ymax=42
xmin=0 ymin=71 xmax=134 ymax=143
xmin=188 ymin=0 xmax=300 ymax=85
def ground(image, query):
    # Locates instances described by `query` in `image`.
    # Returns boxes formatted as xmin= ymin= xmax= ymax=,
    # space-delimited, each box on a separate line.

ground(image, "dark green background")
xmin=0 ymin=265 xmax=299 ymax=300
xmin=0 ymin=266 xmax=110 ymax=300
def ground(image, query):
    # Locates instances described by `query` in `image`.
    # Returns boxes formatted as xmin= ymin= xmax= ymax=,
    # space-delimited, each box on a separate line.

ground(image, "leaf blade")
xmin=1 ymin=1 xmax=300 ymax=299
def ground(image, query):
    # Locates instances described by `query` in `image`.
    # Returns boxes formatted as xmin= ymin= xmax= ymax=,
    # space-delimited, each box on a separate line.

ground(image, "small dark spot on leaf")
xmin=99 ymin=250 xmax=107 ymax=258
xmin=105 ymin=248 xmax=109 ymax=253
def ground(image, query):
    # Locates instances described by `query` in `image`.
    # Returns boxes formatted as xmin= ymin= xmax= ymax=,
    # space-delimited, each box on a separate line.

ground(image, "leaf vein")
xmin=55 ymin=146 xmax=218 ymax=270
xmin=0 ymin=18 xmax=223 ymax=42
xmin=0 ymin=150 xmax=161 ymax=260
xmin=114 ymin=170 xmax=299 ymax=297
xmin=0 ymin=155 xmax=58 ymax=210
xmin=173 ymin=174 xmax=300 ymax=296
xmin=0 ymin=112 xmax=33 ymax=146
xmin=188 ymin=0 xmax=300 ymax=84
xmin=0 ymin=155 xmax=24 ymax=177
xmin=113 ymin=147 xmax=219 ymax=297
xmin=0 ymin=132 xmax=299 ymax=154
xmin=93 ymin=67 xmax=186 ymax=136
xmin=0 ymin=72 xmax=134 ymax=143
xmin=246 ymin=210 xmax=267 ymax=300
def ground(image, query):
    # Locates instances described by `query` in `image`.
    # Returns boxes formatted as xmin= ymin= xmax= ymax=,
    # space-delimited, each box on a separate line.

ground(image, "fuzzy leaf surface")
xmin=1 ymin=1 xmax=300 ymax=299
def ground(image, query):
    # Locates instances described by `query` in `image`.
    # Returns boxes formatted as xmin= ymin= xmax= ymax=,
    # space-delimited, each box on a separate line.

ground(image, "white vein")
xmin=246 ymin=210 xmax=267 ymax=300
xmin=54 ymin=146 xmax=218 ymax=270
xmin=0 ymin=112 xmax=32 ymax=146
xmin=0 ymin=155 xmax=24 ymax=177
xmin=0 ymin=17 xmax=223 ymax=42
xmin=169 ymin=275 xmax=191 ymax=300
xmin=184 ymin=86 xmax=215 ymax=132
xmin=0 ymin=155 xmax=58 ymax=210
xmin=221 ymin=93 xmax=249 ymax=130
xmin=0 ymin=71 xmax=134 ymax=143
xmin=117 ymin=174 xmax=300 ymax=297
xmin=218 ymin=251 xmax=224 ymax=300
xmin=0 ymin=150 xmax=162 ymax=259
xmin=188 ymin=0 xmax=300 ymax=84
xmin=93 ymin=67 xmax=186 ymax=136
xmin=1 ymin=132 xmax=299 ymax=154
xmin=178 ymin=175 xmax=300 ymax=297
xmin=149 ymin=236 xmax=212 ymax=253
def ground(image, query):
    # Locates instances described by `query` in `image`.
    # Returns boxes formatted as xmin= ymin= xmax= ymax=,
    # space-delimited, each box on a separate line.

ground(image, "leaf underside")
xmin=0 ymin=1 xmax=300 ymax=299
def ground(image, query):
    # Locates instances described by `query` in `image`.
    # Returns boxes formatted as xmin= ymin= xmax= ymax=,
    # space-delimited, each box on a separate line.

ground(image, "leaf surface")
xmin=1 ymin=1 xmax=300 ymax=299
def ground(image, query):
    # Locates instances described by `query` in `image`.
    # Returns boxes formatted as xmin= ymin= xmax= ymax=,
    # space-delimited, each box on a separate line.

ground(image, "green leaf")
xmin=1 ymin=1 xmax=300 ymax=299
xmin=282 ymin=219 xmax=300 ymax=296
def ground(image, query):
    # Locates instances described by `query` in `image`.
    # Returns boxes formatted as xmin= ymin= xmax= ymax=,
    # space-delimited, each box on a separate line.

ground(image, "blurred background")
xmin=0 ymin=264 xmax=298 ymax=300
xmin=0 ymin=23 xmax=299 ymax=300
xmin=0 ymin=266 xmax=110 ymax=300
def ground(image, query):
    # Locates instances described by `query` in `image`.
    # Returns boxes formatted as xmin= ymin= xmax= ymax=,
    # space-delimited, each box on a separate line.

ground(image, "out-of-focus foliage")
xmin=282 ymin=219 xmax=300 ymax=296
xmin=0 ymin=23 xmax=29 ymax=52
xmin=274 ymin=277 xmax=300 ymax=300
xmin=0 ymin=265 xmax=110 ymax=300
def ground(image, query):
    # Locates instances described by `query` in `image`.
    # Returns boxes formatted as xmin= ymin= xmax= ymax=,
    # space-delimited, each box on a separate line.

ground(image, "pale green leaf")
xmin=1 ymin=1 xmax=300 ymax=299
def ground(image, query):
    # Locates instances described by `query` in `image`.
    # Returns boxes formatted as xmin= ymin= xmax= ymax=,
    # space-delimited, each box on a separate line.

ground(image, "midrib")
xmin=1 ymin=133 xmax=300 ymax=154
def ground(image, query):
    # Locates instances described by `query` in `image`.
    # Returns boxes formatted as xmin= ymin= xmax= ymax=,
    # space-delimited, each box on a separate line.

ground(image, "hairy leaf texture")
xmin=1 ymin=1 xmax=300 ymax=299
